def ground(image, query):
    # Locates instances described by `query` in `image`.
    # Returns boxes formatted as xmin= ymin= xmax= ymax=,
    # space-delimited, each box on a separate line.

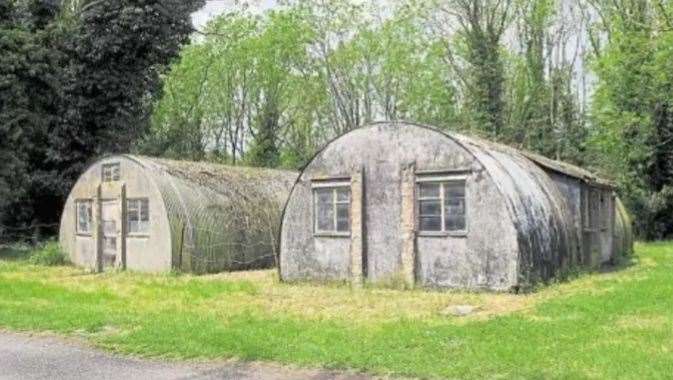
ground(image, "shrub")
xmin=29 ymin=241 xmax=68 ymax=266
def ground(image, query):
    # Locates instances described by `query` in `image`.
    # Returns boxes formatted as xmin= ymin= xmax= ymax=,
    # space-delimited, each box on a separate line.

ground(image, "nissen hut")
xmin=279 ymin=121 xmax=633 ymax=291
xmin=60 ymin=155 xmax=297 ymax=273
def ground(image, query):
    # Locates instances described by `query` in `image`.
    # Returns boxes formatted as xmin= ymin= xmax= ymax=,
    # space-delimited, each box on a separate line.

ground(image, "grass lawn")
xmin=1 ymin=242 xmax=672 ymax=379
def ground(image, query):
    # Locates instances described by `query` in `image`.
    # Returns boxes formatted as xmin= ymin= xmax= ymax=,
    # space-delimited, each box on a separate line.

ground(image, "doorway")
xmin=100 ymin=200 xmax=119 ymax=270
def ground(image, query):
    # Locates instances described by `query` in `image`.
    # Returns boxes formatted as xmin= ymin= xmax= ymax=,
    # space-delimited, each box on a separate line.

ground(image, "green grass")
xmin=1 ymin=242 xmax=672 ymax=379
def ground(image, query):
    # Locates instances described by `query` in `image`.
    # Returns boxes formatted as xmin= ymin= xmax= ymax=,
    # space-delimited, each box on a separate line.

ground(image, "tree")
xmin=0 ymin=0 xmax=62 ymax=237
xmin=587 ymin=0 xmax=673 ymax=239
xmin=437 ymin=0 xmax=514 ymax=137
xmin=145 ymin=2 xmax=459 ymax=168
xmin=504 ymin=0 xmax=586 ymax=162
xmin=1 ymin=0 xmax=205 ymax=239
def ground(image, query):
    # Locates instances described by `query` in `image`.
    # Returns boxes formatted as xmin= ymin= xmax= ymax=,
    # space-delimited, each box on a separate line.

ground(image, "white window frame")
xmin=126 ymin=198 xmax=150 ymax=236
xmin=75 ymin=199 xmax=93 ymax=235
xmin=416 ymin=175 xmax=467 ymax=236
xmin=102 ymin=163 xmax=120 ymax=182
xmin=312 ymin=180 xmax=351 ymax=237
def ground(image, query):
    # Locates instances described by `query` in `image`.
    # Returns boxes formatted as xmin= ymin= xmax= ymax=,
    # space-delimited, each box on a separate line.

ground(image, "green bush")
xmin=29 ymin=241 xmax=68 ymax=266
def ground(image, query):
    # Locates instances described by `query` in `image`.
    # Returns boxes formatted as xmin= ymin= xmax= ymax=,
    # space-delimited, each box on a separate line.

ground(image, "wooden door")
xmin=100 ymin=200 xmax=119 ymax=270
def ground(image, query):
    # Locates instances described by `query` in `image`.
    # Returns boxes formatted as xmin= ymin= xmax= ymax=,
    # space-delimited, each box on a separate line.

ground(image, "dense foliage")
xmin=145 ymin=0 xmax=594 ymax=168
xmin=2 ymin=0 xmax=673 ymax=240
xmin=586 ymin=0 xmax=673 ymax=239
xmin=0 ymin=0 xmax=203 ymax=240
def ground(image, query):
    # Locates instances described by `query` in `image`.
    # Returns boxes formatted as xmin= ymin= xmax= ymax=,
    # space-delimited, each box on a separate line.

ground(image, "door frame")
xmin=94 ymin=183 xmax=127 ymax=272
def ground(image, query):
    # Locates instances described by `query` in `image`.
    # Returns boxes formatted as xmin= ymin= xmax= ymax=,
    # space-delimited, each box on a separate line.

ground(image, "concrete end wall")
xmin=59 ymin=156 xmax=172 ymax=272
xmin=280 ymin=123 xmax=521 ymax=290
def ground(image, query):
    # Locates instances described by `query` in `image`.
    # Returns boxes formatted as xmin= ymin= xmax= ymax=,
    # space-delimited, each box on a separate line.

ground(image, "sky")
xmin=191 ymin=0 xmax=277 ymax=31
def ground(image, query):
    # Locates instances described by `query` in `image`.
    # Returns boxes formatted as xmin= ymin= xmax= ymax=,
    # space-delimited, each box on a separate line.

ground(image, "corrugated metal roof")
xmin=128 ymin=155 xmax=297 ymax=203
xmin=450 ymin=132 xmax=615 ymax=189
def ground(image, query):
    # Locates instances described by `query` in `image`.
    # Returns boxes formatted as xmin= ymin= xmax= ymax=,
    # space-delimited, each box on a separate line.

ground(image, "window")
xmin=417 ymin=180 xmax=466 ymax=234
xmin=127 ymin=198 xmax=149 ymax=234
xmin=102 ymin=163 xmax=120 ymax=182
xmin=313 ymin=184 xmax=350 ymax=235
xmin=582 ymin=188 xmax=590 ymax=229
xmin=599 ymin=191 xmax=609 ymax=230
xmin=583 ymin=188 xmax=602 ymax=231
xmin=76 ymin=200 xmax=93 ymax=234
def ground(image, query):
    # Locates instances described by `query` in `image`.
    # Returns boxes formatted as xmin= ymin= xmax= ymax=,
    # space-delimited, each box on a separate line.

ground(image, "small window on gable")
xmin=313 ymin=182 xmax=350 ymax=235
xmin=127 ymin=198 xmax=149 ymax=235
xmin=102 ymin=163 xmax=120 ymax=182
xmin=417 ymin=178 xmax=466 ymax=234
xmin=76 ymin=200 xmax=93 ymax=235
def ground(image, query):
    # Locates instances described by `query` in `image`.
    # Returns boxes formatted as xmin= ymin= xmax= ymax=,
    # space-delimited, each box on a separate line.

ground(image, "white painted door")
xmin=101 ymin=200 xmax=119 ymax=270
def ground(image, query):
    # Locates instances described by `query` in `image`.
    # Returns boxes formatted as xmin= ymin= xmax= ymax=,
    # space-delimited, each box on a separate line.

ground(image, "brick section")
xmin=350 ymin=167 xmax=364 ymax=286
xmin=400 ymin=163 xmax=416 ymax=288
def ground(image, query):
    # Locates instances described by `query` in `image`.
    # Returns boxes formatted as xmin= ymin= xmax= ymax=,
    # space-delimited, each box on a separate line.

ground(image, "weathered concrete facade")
xmin=279 ymin=122 xmax=632 ymax=291
xmin=60 ymin=155 xmax=296 ymax=274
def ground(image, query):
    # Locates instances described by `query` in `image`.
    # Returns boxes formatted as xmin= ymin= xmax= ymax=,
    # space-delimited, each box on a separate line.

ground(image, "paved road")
xmin=0 ymin=332 xmax=373 ymax=380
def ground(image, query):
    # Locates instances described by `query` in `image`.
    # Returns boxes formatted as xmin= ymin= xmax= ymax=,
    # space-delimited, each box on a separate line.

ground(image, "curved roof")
xmin=123 ymin=155 xmax=297 ymax=273
xmin=127 ymin=155 xmax=297 ymax=205
xmin=448 ymin=132 xmax=577 ymax=284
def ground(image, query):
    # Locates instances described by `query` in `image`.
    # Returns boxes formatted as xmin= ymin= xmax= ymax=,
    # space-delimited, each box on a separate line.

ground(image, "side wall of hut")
xmin=541 ymin=171 xmax=617 ymax=268
xmin=132 ymin=156 xmax=296 ymax=274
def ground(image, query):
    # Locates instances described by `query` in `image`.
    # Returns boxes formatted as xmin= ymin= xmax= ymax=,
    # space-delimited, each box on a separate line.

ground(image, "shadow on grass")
xmin=599 ymin=254 xmax=638 ymax=273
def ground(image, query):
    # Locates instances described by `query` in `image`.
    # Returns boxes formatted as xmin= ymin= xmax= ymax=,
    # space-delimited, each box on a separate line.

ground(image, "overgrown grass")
xmin=1 ymin=242 xmax=672 ymax=379
xmin=27 ymin=240 xmax=68 ymax=266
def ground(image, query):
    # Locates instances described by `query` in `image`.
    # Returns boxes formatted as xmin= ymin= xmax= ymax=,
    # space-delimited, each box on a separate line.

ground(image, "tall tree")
xmin=48 ymin=0 xmax=204 ymax=197
xmin=0 ymin=0 xmax=62 ymax=238
xmin=1 ymin=0 xmax=205 ymax=239
xmin=505 ymin=0 xmax=586 ymax=162
xmin=439 ymin=0 xmax=513 ymax=137
xmin=587 ymin=0 xmax=673 ymax=239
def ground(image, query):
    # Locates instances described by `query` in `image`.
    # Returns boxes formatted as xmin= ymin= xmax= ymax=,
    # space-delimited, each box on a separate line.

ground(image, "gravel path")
xmin=0 ymin=331 xmax=375 ymax=380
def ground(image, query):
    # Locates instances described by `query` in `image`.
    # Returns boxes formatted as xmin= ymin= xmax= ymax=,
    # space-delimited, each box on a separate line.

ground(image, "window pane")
xmin=419 ymin=199 xmax=441 ymax=216
xmin=127 ymin=199 xmax=150 ymax=234
xmin=445 ymin=214 xmax=466 ymax=231
xmin=102 ymin=163 xmax=120 ymax=182
xmin=445 ymin=183 xmax=465 ymax=198
xmin=127 ymin=199 xmax=138 ymax=235
xmin=419 ymin=183 xmax=440 ymax=198
xmin=336 ymin=203 xmax=350 ymax=232
xmin=140 ymin=199 xmax=149 ymax=221
xmin=77 ymin=201 xmax=91 ymax=233
xmin=315 ymin=189 xmax=334 ymax=232
xmin=336 ymin=188 xmax=350 ymax=202
xmin=444 ymin=182 xmax=466 ymax=232
xmin=128 ymin=220 xmax=139 ymax=234
xmin=127 ymin=208 xmax=139 ymax=222
xmin=419 ymin=216 xmax=442 ymax=231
